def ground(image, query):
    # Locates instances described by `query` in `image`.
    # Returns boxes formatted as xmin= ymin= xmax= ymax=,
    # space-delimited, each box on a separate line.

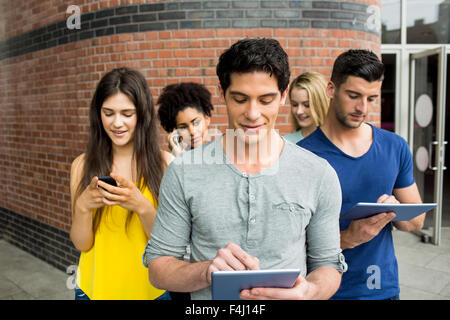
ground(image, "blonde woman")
xmin=284 ymin=72 xmax=329 ymax=143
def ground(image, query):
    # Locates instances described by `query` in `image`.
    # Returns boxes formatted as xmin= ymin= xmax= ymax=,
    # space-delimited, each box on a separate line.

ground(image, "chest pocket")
xmin=270 ymin=202 xmax=311 ymax=243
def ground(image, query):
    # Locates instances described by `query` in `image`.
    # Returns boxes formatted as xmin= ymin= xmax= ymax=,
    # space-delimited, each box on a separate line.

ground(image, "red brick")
xmin=188 ymin=30 xmax=215 ymax=39
xmin=139 ymin=42 xmax=152 ymax=50
xmin=159 ymin=31 xmax=171 ymax=40
xmin=174 ymin=50 xmax=188 ymax=58
xmin=302 ymin=49 xmax=316 ymax=57
xmin=159 ymin=50 xmax=173 ymax=58
xmin=172 ymin=30 xmax=188 ymax=39
xmin=216 ymin=29 xmax=244 ymax=38
xmin=188 ymin=49 xmax=215 ymax=58
xmin=243 ymin=28 xmax=273 ymax=38
xmin=317 ymin=49 xmax=330 ymax=57
xmin=274 ymin=29 xmax=302 ymax=38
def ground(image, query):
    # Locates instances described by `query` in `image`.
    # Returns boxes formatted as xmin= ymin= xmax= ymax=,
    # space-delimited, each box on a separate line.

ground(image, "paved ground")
xmin=1 ymin=227 xmax=449 ymax=300
xmin=395 ymin=227 xmax=450 ymax=299
xmin=0 ymin=239 xmax=73 ymax=300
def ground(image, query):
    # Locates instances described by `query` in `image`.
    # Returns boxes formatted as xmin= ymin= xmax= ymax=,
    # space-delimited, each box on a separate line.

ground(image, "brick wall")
xmin=0 ymin=0 xmax=381 ymax=271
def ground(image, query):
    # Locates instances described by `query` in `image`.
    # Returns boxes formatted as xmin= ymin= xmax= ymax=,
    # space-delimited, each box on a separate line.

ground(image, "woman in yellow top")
xmin=70 ymin=67 xmax=174 ymax=300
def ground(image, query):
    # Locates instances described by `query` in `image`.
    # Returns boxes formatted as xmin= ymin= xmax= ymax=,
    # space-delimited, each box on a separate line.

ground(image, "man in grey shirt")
xmin=145 ymin=38 xmax=346 ymax=300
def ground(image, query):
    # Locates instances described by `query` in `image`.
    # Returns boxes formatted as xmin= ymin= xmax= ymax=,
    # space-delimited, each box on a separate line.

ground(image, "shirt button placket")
xmin=247 ymin=178 xmax=257 ymax=248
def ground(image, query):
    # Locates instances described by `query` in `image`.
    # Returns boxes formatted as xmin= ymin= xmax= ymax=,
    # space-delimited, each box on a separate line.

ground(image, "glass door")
xmin=409 ymin=47 xmax=447 ymax=245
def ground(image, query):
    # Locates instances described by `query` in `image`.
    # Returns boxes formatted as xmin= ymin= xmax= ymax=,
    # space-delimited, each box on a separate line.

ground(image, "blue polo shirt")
xmin=298 ymin=124 xmax=415 ymax=300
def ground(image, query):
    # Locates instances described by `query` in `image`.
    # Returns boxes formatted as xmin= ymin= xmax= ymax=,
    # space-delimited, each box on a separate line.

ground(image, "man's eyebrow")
xmin=344 ymin=90 xmax=361 ymax=95
xmin=229 ymin=91 xmax=278 ymax=98
xmin=229 ymin=91 xmax=248 ymax=97
xmin=344 ymin=89 xmax=379 ymax=97
xmin=259 ymin=93 xmax=278 ymax=98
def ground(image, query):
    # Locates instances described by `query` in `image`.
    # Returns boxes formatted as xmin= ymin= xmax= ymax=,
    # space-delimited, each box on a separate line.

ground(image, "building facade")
xmin=0 ymin=0 xmax=390 ymax=271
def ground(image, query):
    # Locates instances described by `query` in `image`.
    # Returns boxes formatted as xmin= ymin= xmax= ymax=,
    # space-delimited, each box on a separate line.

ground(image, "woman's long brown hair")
xmin=74 ymin=67 xmax=164 ymax=235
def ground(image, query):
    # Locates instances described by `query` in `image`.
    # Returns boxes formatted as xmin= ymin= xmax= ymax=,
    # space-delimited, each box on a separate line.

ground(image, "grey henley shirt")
xmin=144 ymin=135 xmax=346 ymax=299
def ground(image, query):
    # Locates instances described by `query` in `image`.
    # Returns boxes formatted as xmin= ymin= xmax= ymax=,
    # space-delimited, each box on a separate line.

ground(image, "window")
xmin=381 ymin=0 xmax=401 ymax=44
xmin=407 ymin=0 xmax=450 ymax=44
xmin=381 ymin=54 xmax=396 ymax=132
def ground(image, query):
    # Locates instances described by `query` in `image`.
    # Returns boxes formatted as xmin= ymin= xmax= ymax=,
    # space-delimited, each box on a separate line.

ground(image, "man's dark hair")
xmin=331 ymin=49 xmax=384 ymax=88
xmin=216 ymin=38 xmax=290 ymax=95
xmin=157 ymin=82 xmax=213 ymax=133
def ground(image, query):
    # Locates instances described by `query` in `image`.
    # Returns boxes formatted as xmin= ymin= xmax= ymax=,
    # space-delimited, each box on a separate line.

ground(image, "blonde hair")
xmin=288 ymin=72 xmax=329 ymax=131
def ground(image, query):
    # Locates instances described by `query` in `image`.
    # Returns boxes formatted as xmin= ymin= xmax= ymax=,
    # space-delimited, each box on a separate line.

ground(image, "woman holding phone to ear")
xmin=69 ymin=67 xmax=174 ymax=300
xmin=157 ymin=82 xmax=214 ymax=157
xmin=155 ymin=82 xmax=214 ymax=301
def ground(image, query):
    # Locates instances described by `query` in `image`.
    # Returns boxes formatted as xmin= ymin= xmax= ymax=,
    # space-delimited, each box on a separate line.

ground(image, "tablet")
xmin=341 ymin=202 xmax=437 ymax=221
xmin=211 ymin=269 xmax=300 ymax=300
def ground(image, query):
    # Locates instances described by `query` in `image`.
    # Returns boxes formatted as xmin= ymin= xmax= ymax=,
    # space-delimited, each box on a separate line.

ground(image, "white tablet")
xmin=211 ymin=269 xmax=300 ymax=300
xmin=341 ymin=202 xmax=436 ymax=221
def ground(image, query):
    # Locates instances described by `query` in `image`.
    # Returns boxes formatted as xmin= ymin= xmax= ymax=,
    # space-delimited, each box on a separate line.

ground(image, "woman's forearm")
xmin=70 ymin=201 xmax=94 ymax=252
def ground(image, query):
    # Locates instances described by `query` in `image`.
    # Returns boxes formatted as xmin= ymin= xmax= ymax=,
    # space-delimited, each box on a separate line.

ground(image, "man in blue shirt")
xmin=299 ymin=49 xmax=425 ymax=300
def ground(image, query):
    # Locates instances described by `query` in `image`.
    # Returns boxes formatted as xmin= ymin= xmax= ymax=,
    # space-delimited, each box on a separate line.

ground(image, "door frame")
xmin=409 ymin=46 xmax=448 ymax=245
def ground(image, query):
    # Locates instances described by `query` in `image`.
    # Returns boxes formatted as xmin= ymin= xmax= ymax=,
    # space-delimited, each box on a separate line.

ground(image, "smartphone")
xmin=171 ymin=133 xmax=183 ymax=147
xmin=97 ymin=175 xmax=117 ymax=187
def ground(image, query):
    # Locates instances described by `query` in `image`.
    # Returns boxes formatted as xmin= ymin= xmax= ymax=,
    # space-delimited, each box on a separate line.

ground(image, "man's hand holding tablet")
xmin=207 ymin=242 xmax=260 ymax=284
xmin=340 ymin=194 xmax=435 ymax=249
xmin=208 ymin=242 xmax=331 ymax=300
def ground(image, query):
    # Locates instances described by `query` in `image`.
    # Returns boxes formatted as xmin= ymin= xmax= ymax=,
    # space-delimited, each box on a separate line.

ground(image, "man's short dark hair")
xmin=331 ymin=49 xmax=384 ymax=88
xmin=216 ymin=38 xmax=290 ymax=95
xmin=157 ymin=82 xmax=213 ymax=133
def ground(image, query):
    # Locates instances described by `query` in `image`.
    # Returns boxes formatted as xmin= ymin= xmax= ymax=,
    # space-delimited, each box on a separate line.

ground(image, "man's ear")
xmin=326 ymin=81 xmax=335 ymax=99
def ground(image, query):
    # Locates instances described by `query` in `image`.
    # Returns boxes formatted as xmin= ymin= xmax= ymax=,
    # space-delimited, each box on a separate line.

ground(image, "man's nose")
xmin=245 ymin=100 xmax=261 ymax=120
xmin=356 ymin=98 xmax=368 ymax=113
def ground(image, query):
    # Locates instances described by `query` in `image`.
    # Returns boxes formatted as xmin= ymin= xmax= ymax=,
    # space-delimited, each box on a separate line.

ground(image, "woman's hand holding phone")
xmin=168 ymin=130 xmax=188 ymax=157
xmin=76 ymin=176 xmax=108 ymax=214
xmin=97 ymin=172 xmax=157 ymax=237
xmin=96 ymin=173 xmax=150 ymax=216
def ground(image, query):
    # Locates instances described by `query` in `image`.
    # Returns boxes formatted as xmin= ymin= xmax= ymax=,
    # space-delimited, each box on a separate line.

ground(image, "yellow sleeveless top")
xmin=76 ymin=184 xmax=166 ymax=300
